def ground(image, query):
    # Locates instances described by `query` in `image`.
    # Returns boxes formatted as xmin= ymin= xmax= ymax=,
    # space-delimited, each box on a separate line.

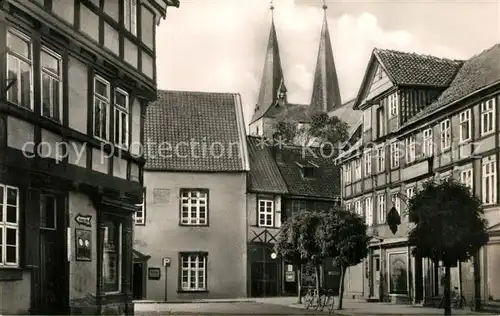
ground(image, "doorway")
xmin=133 ymin=263 xmax=144 ymax=299
xmin=372 ymin=255 xmax=381 ymax=299
xmin=250 ymin=244 xmax=278 ymax=297
xmin=39 ymin=193 xmax=68 ymax=314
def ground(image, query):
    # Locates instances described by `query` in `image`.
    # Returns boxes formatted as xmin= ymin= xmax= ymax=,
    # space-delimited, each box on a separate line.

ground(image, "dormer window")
xmin=297 ymin=161 xmax=318 ymax=179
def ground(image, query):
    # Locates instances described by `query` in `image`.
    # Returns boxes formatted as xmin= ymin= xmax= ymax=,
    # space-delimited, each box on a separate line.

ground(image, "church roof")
xmin=310 ymin=8 xmax=342 ymax=114
xmin=145 ymin=90 xmax=249 ymax=172
xmin=328 ymin=98 xmax=361 ymax=135
xmin=265 ymin=103 xmax=310 ymax=122
xmin=251 ymin=19 xmax=285 ymax=123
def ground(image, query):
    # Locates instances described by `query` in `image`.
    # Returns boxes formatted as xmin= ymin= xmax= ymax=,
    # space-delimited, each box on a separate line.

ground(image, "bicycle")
xmin=303 ymin=288 xmax=335 ymax=312
xmin=438 ymin=287 xmax=467 ymax=309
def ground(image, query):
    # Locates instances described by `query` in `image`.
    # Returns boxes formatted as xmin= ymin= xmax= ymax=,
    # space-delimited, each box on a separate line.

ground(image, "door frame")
xmin=132 ymin=249 xmax=151 ymax=300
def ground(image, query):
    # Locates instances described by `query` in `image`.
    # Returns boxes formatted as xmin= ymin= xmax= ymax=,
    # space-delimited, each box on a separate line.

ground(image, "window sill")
xmin=480 ymin=131 xmax=495 ymax=138
xmin=179 ymin=223 xmax=209 ymax=227
xmin=0 ymin=267 xmax=24 ymax=281
xmin=177 ymin=289 xmax=208 ymax=294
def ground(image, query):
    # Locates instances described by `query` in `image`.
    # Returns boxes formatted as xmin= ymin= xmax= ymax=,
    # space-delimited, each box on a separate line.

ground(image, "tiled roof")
xmin=145 ymin=90 xmax=248 ymax=172
xmin=276 ymin=145 xmax=341 ymax=199
xmin=401 ymin=44 xmax=500 ymax=127
xmin=246 ymin=136 xmax=288 ymax=194
xmin=375 ymin=48 xmax=463 ymax=87
xmin=265 ymin=103 xmax=311 ymax=122
xmin=328 ymin=98 xmax=361 ymax=135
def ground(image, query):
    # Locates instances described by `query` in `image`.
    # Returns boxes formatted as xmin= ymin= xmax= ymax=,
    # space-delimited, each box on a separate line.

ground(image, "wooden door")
xmin=372 ymin=255 xmax=381 ymax=298
xmin=39 ymin=193 xmax=67 ymax=314
xmin=250 ymin=245 xmax=278 ymax=297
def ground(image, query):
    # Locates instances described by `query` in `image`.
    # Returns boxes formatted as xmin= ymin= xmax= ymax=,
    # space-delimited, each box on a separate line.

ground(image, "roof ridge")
xmin=157 ymin=89 xmax=240 ymax=95
xmin=374 ymin=47 xmax=463 ymax=64
xmin=465 ymin=42 xmax=500 ymax=60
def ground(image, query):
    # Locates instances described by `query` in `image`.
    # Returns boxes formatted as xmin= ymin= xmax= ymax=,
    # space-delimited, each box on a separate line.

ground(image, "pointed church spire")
xmin=250 ymin=1 xmax=285 ymax=123
xmin=310 ymin=1 xmax=342 ymax=114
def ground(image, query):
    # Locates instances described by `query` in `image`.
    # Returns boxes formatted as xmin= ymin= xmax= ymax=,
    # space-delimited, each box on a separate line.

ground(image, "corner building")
xmin=0 ymin=0 xmax=179 ymax=314
xmin=338 ymin=44 xmax=500 ymax=312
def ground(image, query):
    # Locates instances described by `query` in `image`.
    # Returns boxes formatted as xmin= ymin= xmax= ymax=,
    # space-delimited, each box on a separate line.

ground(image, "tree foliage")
xmin=408 ymin=178 xmax=489 ymax=265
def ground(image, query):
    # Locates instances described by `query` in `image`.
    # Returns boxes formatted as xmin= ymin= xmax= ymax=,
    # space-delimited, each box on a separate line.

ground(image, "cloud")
xmin=156 ymin=0 xmax=465 ymax=126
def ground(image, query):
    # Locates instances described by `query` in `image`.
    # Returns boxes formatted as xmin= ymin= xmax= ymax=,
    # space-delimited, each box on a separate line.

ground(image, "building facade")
xmin=0 ymin=0 xmax=178 ymax=314
xmin=338 ymin=44 xmax=500 ymax=310
xmin=133 ymin=90 xmax=249 ymax=302
xmin=246 ymin=136 xmax=341 ymax=297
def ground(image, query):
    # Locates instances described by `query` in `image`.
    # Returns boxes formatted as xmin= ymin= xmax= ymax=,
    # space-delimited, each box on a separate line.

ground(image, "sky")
xmin=156 ymin=0 xmax=500 ymax=126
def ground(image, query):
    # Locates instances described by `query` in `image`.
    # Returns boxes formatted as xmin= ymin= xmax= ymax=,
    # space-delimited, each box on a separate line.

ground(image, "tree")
xmin=274 ymin=211 xmax=323 ymax=304
xmin=315 ymin=207 xmax=370 ymax=310
xmin=408 ymin=178 xmax=489 ymax=316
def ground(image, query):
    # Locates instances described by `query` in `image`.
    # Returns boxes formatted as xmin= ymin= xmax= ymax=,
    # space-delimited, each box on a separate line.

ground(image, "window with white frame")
xmin=134 ymin=191 xmax=146 ymax=225
xmin=345 ymin=164 xmax=352 ymax=184
xmin=406 ymin=187 xmax=415 ymax=199
xmin=6 ymin=29 xmax=33 ymax=109
xmin=114 ymin=89 xmax=129 ymax=148
xmin=391 ymin=194 xmax=401 ymax=215
xmin=460 ymin=168 xmax=473 ymax=191
xmin=94 ymin=76 xmax=111 ymax=140
xmin=376 ymin=146 xmax=385 ymax=173
xmin=440 ymin=119 xmax=451 ymax=151
xmin=422 ymin=128 xmax=433 ymax=157
xmin=0 ymin=184 xmax=19 ymax=267
xmin=390 ymin=141 xmax=399 ymax=169
xmin=41 ymin=47 xmax=62 ymax=121
xmin=406 ymin=135 xmax=416 ymax=164
xmin=482 ymin=157 xmax=497 ymax=205
xmin=180 ymin=252 xmax=207 ymax=291
xmin=354 ymin=159 xmax=362 ymax=181
xmin=364 ymin=150 xmax=372 ymax=177
xmin=354 ymin=200 xmax=363 ymax=217
xmin=180 ymin=189 xmax=208 ymax=225
xmin=363 ymin=109 xmax=372 ymax=131
xmin=258 ymin=199 xmax=274 ymax=227
xmin=389 ymin=93 xmax=398 ymax=117
xmin=459 ymin=109 xmax=471 ymax=142
xmin=365 ymin=197 xmax=373 ymax=226
xmin=124 ymin=0 xmax=137 ymax=36
xmin=377 ymin=194 xmax=386 ymax=224
xmin=481 ymin=98 xmax=495 ymax=136
xmin=344 ymin=202 xmax=351 ymax=211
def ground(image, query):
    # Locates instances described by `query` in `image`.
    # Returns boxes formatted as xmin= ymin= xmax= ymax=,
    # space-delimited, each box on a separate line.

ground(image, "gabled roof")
xmin=310 ymin=9 xmax=342 ymax=114
xmin=145 ymin=90 xmax=249 ymax=172
xmin=251 ymin=20 xmax=285 ymax=123
xmin=400 ymin=44 xmax=500 ymax=128
xmin=276 ymin=145 xmax=340 ymax=199
xmin=353 ymin=48 xmax=463 ymax=109
xmin=247 ymin=136 xmax=288 ymax=194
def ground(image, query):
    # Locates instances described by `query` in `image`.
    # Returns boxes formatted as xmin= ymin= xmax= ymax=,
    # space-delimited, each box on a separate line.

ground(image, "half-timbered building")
xmin=0 ymin=0 xmax=178 ymax=314
xmin=337 ymin=44 xmax=500 ymax=312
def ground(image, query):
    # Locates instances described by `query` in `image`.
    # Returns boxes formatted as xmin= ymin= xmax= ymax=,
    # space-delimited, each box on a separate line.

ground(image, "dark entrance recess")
xmin=132 ymin=249 xmax=151 ymax=300
xmin=249 ymin=243 xmax=279 ymax=297
xmin=39 ymin=192 xmax=68 ymax=315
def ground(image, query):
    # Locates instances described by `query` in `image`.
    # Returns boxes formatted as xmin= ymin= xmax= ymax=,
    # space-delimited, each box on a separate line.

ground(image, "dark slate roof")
xmin=401 ymin=44 xmax=500 ymax=127
xmin=247 ymin=136 xmax=288 ymax=194
xmin=266 ymin=103 xmax=311 ymax=122
xmin=328 ymin=98 xmax=361 ymax=135
xmin=276 ymin=145 xmax=340 ymax=199
xmin=145 ymin=90 xmax=249 ymax=172
xmin=375 ymin=48 xmax=464 ymax=87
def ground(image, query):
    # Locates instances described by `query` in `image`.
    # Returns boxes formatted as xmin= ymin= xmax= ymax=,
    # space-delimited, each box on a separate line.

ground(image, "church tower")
xmin=310 ymin=3 xmax=342 ymax=114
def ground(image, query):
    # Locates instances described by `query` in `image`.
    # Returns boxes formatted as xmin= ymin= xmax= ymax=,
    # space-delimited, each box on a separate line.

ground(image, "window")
xmin=377 ymin=194 xmax=386 ymax=224
xmin=40 ymin=47 xmax=62 ymax=121
xmin=0 ymin=185 xmax=19 ymax=267
xmin=422 ymin=128 xmax=433 ymax=157
xmin=363 ymin=109 xmax=372 ymax=131
xmin=440 ymin=119 xmax=451 ymax=151
xmin=94 ymin=76 xmax=111 ymax=140
xmin=302 ymin=166 xmax=315 ymax=178
xmin=406 ymin=187 xmax=415 ymax=199
xmin=102 ymin=219 xmax=122 ymax=293
xmin=40 ymin=194 xmax=57 ymax=230
xmin=354 ymin=159 xmax=362 ymax=181
xmin=345 ymin=203 xmax=351 ymax=211
xmin=365 ymin=197 xmax=373 ymax=226
xmin=291 ymin=200 xmax=307 ymax=215
xmin=344 ymin=164 xmax=352 ymax=184
xmin=459 ymin=109 xmax=471 ymax=142
xmin=124 ymin=0 xmax=137 ymax=36
xmin=391 ymin=194 xmax=401 ymax=215
xmin=258 ymin=199 xmax=274 ymax=227
xmin=405 ymin=135 xmax=416 ymax=164
xmin=134 ymin=191 xmax=146 ymax=225
xmin=376 ymin=146 xmax=385 ymax=173
xmin=114 ymin=89 xmax=129 ymax=148
xmin=180 ymin=253 xmax=207 ymax=291
xmin=481 ymin=99 xmax=495 ymax=136
xmin=390 ymin=142 xmax=399 ymax=169
xmin=460 ymin=168 xmax=473 ymax=190
xmin=482 ymin=158 xmax=496 ymax=205
xmin=364 ymin=150 xmax=372 ymax=177
xmin=6 ymin=29 xmax=33 ymax=109
xmin=180 ymin=190 xmax=208 ymax=225
xmin=376 ymin=107 xmax=385 ymax=138
xmin=354 ymin=200 xmax=362 ymax=217
xmin=389 ymin=93 xmax=398 ymax=117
